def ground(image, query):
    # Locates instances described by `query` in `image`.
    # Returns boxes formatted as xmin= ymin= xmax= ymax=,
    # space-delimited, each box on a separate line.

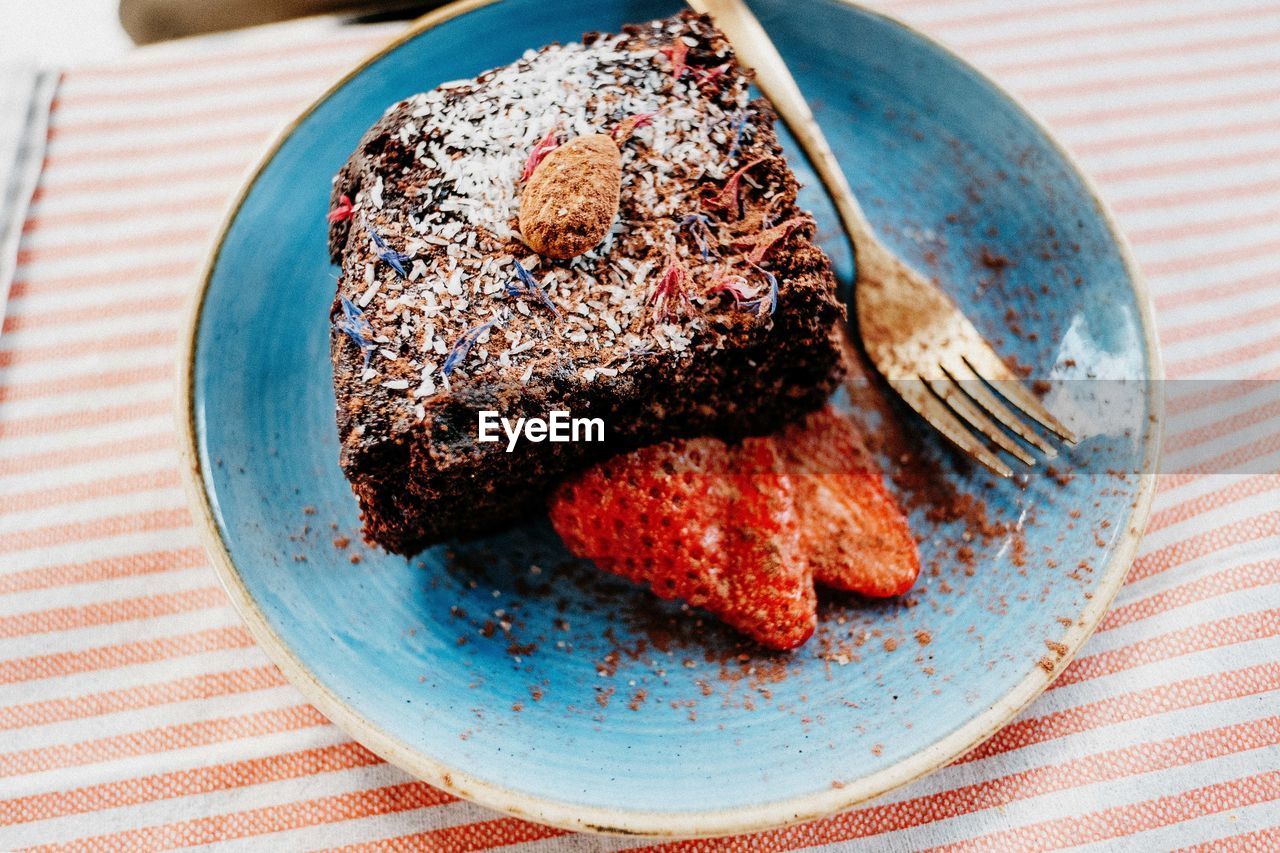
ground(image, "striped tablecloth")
xmin=2 ymin=1 xmax=1278 ymax=849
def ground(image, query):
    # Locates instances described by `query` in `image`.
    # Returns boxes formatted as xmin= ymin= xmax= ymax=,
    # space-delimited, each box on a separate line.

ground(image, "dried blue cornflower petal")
xmin=505 ymin=260 xmax=560 ymax=319
xmin=741 ymin=265 xmax=778 ymax=316
xmin=365 ymin=225 xmax=411 ymax=279
xmin=334 ymin=295 xmax=376 ymax=369
xmin=727 ymin=109 xmax=751 ymax=160
xmin=442 ymin=318 xmax=500 ymax=376
xmin=381 ymin=249 xmax=411 ymax=279
xmin=365 ymin=226 xmax=390 ymax=252
xmin=678 ymin=213 xmax=715 ymax=261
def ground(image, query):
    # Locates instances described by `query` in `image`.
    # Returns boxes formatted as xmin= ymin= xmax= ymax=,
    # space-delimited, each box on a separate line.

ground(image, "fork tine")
xmin=926 ymin=377 xmax=1036 ymax=467
xmin=942 ymin=358 xmax=1057 ymax=459
xmin=889 ymin=378 xmax=1013 ymax=477
xmin=960 ymin=346 xmax=1079 ymax=444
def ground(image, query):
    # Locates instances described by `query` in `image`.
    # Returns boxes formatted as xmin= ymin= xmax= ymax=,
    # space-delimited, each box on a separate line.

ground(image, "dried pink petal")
xmin=612 ymin=111 xmax=657 ymax=143
xmin=521 ymin=126 xmax=562 ymax=182
xmin=649 ymin=250 xmax=692 ymax=322
xmin=707 ymin=273 xmax=757 ymax=304
xmin=739 ymin=216 xmax=810 ymax=265
xmin=660 ymin=38 xmax=690 ymax=79
xmin=701 ymin=157 xmax=768 ymax=219
xmin=327 ymin=194 xmax=354 ymax=223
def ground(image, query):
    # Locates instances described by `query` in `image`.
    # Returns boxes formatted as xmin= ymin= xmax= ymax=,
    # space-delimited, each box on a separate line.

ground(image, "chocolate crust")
xmin=328 ymin=12 xmax=845 ymax=554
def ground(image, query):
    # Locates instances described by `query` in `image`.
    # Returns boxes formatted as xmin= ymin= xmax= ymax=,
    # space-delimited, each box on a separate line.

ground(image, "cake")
xmin=327 ymin=11 xmax=846 ymax=554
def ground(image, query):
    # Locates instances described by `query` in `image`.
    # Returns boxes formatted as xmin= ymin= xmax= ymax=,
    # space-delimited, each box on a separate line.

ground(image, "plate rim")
xmin=176 ymin=0 xmax=1165 ymax=837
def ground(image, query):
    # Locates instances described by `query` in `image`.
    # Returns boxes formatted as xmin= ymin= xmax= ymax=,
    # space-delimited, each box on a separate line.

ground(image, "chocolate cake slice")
xmin=327 ymin=11 xmax=845 ymax=554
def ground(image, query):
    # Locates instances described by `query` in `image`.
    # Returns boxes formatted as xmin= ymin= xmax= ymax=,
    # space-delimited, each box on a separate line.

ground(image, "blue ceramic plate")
xmin=180 ymin=0 xmax=1161 ymax=836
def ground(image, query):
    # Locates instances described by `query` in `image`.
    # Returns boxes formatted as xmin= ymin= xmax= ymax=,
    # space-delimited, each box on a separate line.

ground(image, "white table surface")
xmin=2 ymin=0 xmax=131 ymax=68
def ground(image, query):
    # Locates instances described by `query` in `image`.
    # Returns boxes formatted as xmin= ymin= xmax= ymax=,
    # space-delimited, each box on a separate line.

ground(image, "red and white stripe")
xmin=0 ymin=1 xmax=1277 ymax=848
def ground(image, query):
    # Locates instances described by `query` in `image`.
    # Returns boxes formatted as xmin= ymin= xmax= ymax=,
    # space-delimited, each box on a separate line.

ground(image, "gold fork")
xmin=689 ymin=0 xmax=1077 ymax=476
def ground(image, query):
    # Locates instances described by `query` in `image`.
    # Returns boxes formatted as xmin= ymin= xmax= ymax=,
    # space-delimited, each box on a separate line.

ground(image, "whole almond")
xmin=519 ymin=134 xmax=621 ymax=259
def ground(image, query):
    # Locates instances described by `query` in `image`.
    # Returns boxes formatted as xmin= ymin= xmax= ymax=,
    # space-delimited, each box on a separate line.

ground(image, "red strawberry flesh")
xmin=549 ymin=436 xmax=816 ymax=650
xmin=776 ymin=408 xmax=921 ymax=597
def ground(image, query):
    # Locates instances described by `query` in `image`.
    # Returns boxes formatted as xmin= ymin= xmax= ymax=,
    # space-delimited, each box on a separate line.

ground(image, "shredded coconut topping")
xmin=335 ymin=17 xmax=762 ymax=403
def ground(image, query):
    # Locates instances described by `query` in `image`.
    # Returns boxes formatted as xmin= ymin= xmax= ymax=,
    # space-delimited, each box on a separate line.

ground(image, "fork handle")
xmin=688 ymin=0 xmax=882 ymax=260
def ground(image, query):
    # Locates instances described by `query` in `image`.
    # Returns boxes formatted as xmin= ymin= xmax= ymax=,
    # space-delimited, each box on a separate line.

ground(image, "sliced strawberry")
xmin=549 ymin=406 xmax=918 ymax=646
xmin=549 ymin=436 xmax=817 ymax=650
xmin=776 ymin=407 xmax=920 ymax=597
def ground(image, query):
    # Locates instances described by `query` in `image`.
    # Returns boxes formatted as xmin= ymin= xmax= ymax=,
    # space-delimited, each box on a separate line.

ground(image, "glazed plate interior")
xmin=185 ymin=0 xmax=1159 ymax=835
